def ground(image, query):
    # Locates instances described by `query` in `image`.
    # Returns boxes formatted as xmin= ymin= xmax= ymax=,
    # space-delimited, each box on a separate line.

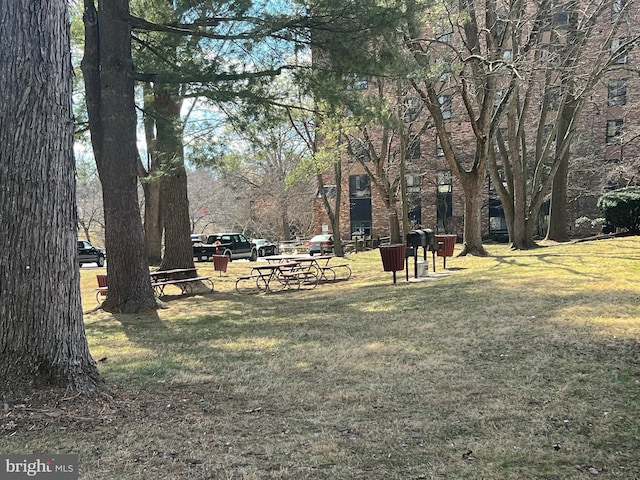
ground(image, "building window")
xmin=436 ymin=132 xmax=451 ymax=157
xmin=612 ymin=0 xmax=627 ymax=21
xmin=437 ymin=58 xmax=453 ymax=83
xmin=606 ymin=119 xmax=624 ymax=145
xmin=488 ymin=178 xmax=508 ymax=234
xmin=403 ymin=96 xmax=420 ymax=123
xmin=351 ymin=221 xmax=371 ymax=238
xmin=557 ymin=10 xmax=569 ymax=27
xmin=437 ymin=170 xmax=452 ymax=193
xmin=406 ymin=174 xmax=422 ymax=226
xmin=349 ymin=174 xmax=371 ymax=237
xmin=608 ymin=79 xmax=627 ymax=106
xmin=436 ymin=170 xmax=453 ymax=227
xmin=349 ymin=174 xmax=371 ymax=198
xmin=547 ymin=86 xmax=561 ymax=111
xmin=611 ymin=37 xmax=628 ymax=64
xmin=318 ymin=185 xmax=336 ymax=199
xmin=436 ymin=20 xmax=452 ymax=43
xmin=347 ymin=138 xmax=371 ymax=163
xmin=439 ymin=94 xmax=452 ymax=119
xmin=406 ymin=173 xmax=421 ymax=191
xmin=408 ymin=134 xmax=421 ymax=159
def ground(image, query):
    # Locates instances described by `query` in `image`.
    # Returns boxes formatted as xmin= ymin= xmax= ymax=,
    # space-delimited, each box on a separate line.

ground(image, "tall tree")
xmin=487 ymin=0 xmax=638 ymax=248
xmin=545 ymin=0 xmax=638 ymax=241
xmin=301 ymin=0 xmax=423 ymax=247
xmin=402 ymin=0 xmax=502 ymax=256
xmin=125 ymin=0 xmax=351 ymax=267
xmin=400 ymin=0 xmax=638 ymax=250
xmin=340 ymin=79 xmax=433 ymax=244
xmin=0 ymin=0 xmax=102 ymax=395
xmin=82 ymin=0 xmax=159 ymax=313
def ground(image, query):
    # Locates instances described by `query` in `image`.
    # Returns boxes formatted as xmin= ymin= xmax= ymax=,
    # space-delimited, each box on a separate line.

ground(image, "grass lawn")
xmin=2 ymin=237 xmax=639 ymax=479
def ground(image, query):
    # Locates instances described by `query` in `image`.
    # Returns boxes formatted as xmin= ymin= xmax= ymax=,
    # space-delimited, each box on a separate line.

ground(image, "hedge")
xmin=597 ymin=186 xmax=640 ymax=233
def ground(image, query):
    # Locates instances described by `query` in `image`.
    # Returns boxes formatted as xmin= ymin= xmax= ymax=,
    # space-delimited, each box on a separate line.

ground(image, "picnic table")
xmin=150 ymin=268 xmax=214 ymax=297
xmin=266 ymin=254 xmax=352 ymax=282
xmin=234 ymin=260 xmax=318 ymax=294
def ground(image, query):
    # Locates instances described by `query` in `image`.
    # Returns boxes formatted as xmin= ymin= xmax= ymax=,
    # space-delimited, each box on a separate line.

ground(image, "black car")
xmin=78 ymin=240 xmax=105 ymax=267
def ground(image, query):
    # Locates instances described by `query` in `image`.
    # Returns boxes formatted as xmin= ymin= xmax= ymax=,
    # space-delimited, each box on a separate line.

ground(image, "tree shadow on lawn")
xmin=72 ymin=277 xmax=640 ymax=479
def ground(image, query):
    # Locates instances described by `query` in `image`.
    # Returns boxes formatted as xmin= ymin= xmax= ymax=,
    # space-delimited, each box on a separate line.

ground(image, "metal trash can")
xmin=379 ymin=244 xmax=406 ymax=284
xmin=212 ymin=255 xmax=229 ymax=275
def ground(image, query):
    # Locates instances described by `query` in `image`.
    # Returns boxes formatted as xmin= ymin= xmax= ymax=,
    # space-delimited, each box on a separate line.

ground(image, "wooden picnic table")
xmin=150 ymin=268 xmax=214 ymax=296
xmin=266 ymin=254 xmax=351 ymax=282
xmin=235 ymin=260 xmax=318 ymax=294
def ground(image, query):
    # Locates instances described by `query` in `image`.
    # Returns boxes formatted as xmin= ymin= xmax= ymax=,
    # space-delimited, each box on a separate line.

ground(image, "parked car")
xmin=252 ymin=239 xmax=278 ymax=257
xmin=191 ymin=233 xmax=207 ymax=244
xmin=278 ymin=239 xmax=307 ymax=254
xmin=193 ymin=233 xmax=257 ymax=262
xmin=78 ymin=240 xmax=105 ymax=267
xmin=306 ymin=234 xmax=334 ymax=256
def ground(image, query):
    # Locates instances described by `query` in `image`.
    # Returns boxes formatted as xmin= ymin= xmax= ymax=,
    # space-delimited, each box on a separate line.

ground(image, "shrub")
xmin=597 ymin=186 xmax=640 ymax=233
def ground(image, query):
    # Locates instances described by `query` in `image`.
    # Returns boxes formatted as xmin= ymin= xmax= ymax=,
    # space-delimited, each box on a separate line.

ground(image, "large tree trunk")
xmin=140 ymin=173 xmax=163 ymax=265
xmin=139 ymin=84 xmax=164 ymax=266
xmin=458 ymin=171 xmax=488 ymax=256
xmin=82 ymin=0 xmax=158 ymax=313
xmin=546 ymin=95 xmax=575 ymax=242
xmin=154 ymin=87 xmax=195 ymax=271
xmin=546 ymin=155 xmax=570 ymax=241
xmin=0 ymin=0 xmax=102 ymax=396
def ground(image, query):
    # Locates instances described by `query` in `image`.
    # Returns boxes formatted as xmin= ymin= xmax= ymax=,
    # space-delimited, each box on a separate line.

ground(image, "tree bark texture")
xmin=153 ymin=86 xmax=196 ymax=271
xmin=0 ymin=0 xmax=102 ymax=395
xmin=139 ymin=84 xmax=164 ymax=265
xmin=458 ymin=169 xmax=489 ymax=256
xmin=546 ymin=94 xmax=577 ymax=242
xmin=82 ymin=0 xmax=158 ymax=313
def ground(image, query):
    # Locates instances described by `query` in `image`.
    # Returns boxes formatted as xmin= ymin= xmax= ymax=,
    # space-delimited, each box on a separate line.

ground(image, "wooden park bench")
xmin=150 ymin=268 xmax=214 ymax=297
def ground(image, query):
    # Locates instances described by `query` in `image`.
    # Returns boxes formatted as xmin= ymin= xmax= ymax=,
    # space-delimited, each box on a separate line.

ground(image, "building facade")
xmin=312 ymin=0 xmax=638 ymax=242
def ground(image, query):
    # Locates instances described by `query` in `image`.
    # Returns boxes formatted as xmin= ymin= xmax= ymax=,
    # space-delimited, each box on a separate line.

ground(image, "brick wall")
xmin=312 ymin=2 xmax=639 ymax=241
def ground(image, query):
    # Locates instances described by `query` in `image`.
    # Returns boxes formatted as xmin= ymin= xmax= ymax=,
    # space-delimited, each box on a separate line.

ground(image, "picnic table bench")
xmin=150 ymin=268 xmax=214 ymax=297
xmin=94 ymin=268 xmax=214 ymax=303
xmin=309 ymin=255 xmax=352 ymax=282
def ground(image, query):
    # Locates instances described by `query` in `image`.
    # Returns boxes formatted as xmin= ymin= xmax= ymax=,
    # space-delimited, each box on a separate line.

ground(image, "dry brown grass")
xmin=2 ymin=237 xmax=640 ymax=479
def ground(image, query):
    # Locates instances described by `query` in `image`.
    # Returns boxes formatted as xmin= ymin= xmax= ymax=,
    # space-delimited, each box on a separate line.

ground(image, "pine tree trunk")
xmin=139 ymin=85 xmax=164 ymax=266
xmin=154 ymin=87 xmax=195 ymax=271
xmin=141 ymin=178 xmax=163 ymax=265
xmin=0 ymin=0 xmax=102 ymax=396
xmin=82 ymin=0 xmax=158 ymax=313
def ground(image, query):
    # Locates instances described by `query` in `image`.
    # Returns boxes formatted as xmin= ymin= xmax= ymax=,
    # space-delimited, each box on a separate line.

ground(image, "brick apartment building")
xmin=313 ymin=1 xmax=639 ymax=242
